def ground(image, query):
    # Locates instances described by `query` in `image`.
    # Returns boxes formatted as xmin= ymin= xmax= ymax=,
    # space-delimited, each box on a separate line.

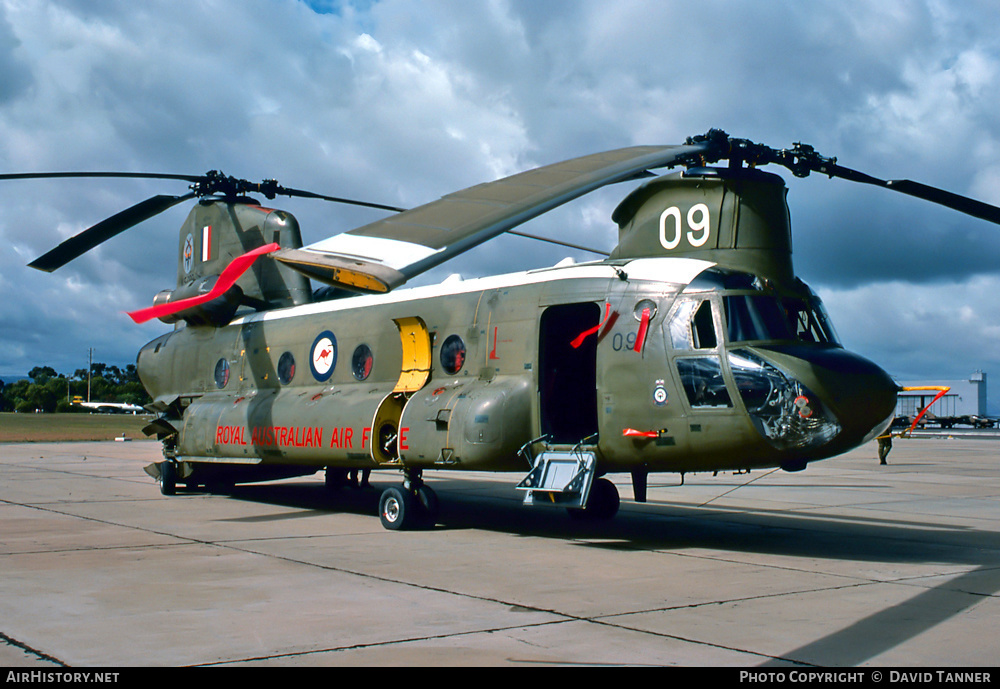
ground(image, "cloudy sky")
xmin=2 ymin=0 xmax=1000 ymax=409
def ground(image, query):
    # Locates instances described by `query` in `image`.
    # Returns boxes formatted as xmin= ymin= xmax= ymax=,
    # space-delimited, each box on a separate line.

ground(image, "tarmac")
xmin=0 ymin=436 xmax=997 ymax=667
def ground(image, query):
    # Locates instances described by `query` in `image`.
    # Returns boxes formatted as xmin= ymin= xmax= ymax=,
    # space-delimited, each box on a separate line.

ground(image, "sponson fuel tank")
xmin=167 ymin=375 xmax=534 ymax=471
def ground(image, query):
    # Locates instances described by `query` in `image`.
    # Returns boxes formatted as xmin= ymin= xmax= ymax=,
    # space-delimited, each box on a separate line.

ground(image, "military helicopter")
xmin=12 ymin=129 xmax=1000 ymax=530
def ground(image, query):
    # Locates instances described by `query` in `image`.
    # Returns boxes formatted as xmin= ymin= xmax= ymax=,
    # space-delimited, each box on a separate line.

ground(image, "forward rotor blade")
xmin=28 ymin=192 xmax=196 ymax=272
xmin=688 ymin=130 xmax=1000 ymax=227
xmin=282 ymin=143 xmax=709 ymax=292
xmin=505 ymin=229 xmax=609 ymax=256
xmin=825 ymin=164 xmax=1000 ymax=226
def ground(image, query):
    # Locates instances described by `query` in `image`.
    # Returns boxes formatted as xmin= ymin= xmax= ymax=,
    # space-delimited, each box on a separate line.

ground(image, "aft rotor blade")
xmin=0 ymin=171 xmax=202 ymax=184
xmin=28 ymin=192 xmax=196 ymax=272
xmin=274 ymin=185 xmax=406 ymax=213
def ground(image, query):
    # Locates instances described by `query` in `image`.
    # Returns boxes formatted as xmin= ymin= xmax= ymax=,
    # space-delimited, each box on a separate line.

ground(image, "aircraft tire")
xmin=568 ymin=478 xmax=620 ymax=520
xmin=379 ymin=485 xmax=415 ymax=530
xmin=415 ymin=484 xmax=440 ymax=527
xmin=160 ymin=461 xmax=177 ymax=496
xmin=325 ymin=468 xmax=349 ymax=491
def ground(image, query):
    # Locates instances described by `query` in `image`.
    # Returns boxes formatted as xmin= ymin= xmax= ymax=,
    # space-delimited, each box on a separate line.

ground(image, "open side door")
xmin=371 ymin=317 xmax=432 ymax=463
xmin=539 ymin=302 xmax=601 ymax=445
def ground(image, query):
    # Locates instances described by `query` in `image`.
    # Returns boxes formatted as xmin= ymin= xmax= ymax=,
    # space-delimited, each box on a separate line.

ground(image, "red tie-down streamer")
xmin=127 ymin=243 xmax=281 ymax=324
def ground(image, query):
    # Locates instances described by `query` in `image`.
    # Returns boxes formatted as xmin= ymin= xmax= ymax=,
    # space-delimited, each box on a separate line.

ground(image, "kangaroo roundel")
xmin=310 ymin=331 xmax=337 ymax=382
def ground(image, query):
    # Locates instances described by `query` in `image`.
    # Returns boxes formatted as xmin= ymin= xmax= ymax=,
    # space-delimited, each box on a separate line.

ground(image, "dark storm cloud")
xmin=0 ymin=9 xmax=31 ymax=103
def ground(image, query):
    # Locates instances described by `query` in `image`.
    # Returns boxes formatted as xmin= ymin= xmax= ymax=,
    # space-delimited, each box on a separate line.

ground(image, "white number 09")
xmin=659 ymin=203 xmax=711 ymax=250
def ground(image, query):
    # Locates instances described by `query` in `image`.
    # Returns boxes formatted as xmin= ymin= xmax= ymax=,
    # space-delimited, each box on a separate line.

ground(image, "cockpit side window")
xmin=692 ymin=301 xmax=717 ymax=349
xmin=677 ymin=356 xmax=732 ymax=408
xmin=783 ymin=298 xmax=840 ymax=344
xmin=668 ymin=299 xmax=733 ymax=410
xmin=668 ymin=299 xmax=718 ymax=350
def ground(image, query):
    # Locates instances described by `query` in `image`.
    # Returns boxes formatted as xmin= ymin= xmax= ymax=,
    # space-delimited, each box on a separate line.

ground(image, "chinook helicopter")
xmin=13 ymin=129 xmax=1000 ymax=530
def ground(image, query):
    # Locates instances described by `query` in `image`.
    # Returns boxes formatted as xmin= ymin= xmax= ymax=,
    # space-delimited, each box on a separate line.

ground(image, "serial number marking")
xmin=659 ymin=203 xmax=711 ymax=250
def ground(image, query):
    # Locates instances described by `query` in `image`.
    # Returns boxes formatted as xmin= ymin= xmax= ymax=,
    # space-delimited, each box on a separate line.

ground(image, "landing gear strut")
xmin=379 ymin=468 xmax=439 ymax=530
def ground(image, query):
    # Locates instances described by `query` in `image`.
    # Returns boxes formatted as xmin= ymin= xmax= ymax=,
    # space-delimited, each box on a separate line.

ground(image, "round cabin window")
xmin=440 ymin=334 xmax=466 ymax=375
xmin=214 ymin=358 xmax=230 ymax=389
xmin=277 ymin=351 xmax=296 ymax=384
xmin=352 ymin=343 xmax=374 ymax=381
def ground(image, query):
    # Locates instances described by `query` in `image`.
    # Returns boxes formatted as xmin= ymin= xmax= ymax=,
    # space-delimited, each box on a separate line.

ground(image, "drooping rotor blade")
xmin=28 ymin=192 xmax=196 ymax=272
xmin=688 ymin=130 xmax=1000 ymax=226
xmin=828 ymin=165 xmax=1000 ymax=225
xmin=275 ymin=142 xmax=709 ymax=292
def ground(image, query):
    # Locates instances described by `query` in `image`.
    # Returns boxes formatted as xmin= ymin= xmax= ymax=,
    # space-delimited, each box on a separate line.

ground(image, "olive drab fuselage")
xmin=136 ymin=163 xmax=899 ymax=488
xmin=137 ymin=256 xmax=896 ymax=479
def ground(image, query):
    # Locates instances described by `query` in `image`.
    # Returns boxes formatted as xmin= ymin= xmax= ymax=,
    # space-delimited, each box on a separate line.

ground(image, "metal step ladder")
xmin=516 ymin=449 xmax=597 ymax=509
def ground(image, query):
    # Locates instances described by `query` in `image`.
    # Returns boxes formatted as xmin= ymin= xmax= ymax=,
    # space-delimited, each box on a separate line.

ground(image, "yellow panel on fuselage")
xmin=393 ymin=316 xmax=431 ymax=394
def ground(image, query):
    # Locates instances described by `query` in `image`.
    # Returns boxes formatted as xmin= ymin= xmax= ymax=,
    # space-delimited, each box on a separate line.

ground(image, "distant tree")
xmin=28 ymin=366 xmax=59 ymax=383
xmin=1 ymin=362 xmax=149 ymax=413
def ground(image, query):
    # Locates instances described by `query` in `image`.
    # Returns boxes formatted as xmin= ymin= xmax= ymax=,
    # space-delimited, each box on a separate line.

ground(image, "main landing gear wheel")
xmin=325 ymin=467 xmax=349 ymax=491
xmin=379 ymin=486 xmax=413 ymax=530
xmin=568 ymin=477 xmax=620 ymax=521
xmin=415 ymin=484 xmax=440 ymax=523
xmin=160 ymin=460 xmax=177 ymax=496
xmin=378 ymin=469 xmax=439 ymax=530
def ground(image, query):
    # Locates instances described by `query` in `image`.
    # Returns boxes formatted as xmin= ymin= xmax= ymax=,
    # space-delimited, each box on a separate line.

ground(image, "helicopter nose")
xmin=731 ymin=346 xmax=898 ymax=460
xmin=801 ymin=349 xmax=898 ymax=448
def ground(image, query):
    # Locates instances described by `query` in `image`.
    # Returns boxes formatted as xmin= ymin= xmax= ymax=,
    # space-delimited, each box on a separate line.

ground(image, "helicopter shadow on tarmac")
xmin=210 ymin=472 xmax=991 ymax=553
xmin=208 ymin=472 xmax=1000 ymax=666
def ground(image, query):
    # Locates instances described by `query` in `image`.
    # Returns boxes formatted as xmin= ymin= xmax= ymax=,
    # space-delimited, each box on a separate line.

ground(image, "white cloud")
xmin=820 ymin=276 xmax=1000 ymax=382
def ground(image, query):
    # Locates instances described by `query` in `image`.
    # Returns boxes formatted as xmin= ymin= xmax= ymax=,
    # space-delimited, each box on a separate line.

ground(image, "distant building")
xmin=895 ymin=371 xmax=988 ymax=419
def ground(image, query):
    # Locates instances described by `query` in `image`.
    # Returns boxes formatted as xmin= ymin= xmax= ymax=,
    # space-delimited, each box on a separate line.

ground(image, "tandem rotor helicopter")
xmin=10 ymin=129 xmax=1000 ymax=530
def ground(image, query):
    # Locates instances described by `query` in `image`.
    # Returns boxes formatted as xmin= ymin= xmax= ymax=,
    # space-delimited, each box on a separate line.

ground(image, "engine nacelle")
xmin=399 ymin=375 xmax=533 ymax=470
xmin=153 ymin=277 xmax=243 ymax=327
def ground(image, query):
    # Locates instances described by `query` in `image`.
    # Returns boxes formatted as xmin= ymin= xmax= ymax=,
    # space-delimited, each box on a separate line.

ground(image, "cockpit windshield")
xmin=723 ymin=294 xmax=840 ymax=345
xmin=783 ymin=297 xmax=840 ymax=344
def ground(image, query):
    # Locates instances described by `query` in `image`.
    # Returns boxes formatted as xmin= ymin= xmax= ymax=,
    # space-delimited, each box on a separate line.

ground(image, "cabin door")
xmin=371 ymin=316 xmax=432 ymax=463
xmin=538 ymin=302 xmax=601 ymax=445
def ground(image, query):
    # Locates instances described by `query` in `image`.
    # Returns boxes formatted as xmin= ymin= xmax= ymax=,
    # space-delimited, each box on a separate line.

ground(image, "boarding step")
xmin=515 ymin=450 xmax=597 ymax=509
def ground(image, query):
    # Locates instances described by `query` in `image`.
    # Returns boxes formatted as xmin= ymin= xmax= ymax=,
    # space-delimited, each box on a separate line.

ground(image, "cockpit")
xmin=664 ymin=267 xmax=845 ymax=453
xmin=724 ymin=294 xmax=839 ymax=345
xmin=676 ymin=267 xmax=840 ymax=347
